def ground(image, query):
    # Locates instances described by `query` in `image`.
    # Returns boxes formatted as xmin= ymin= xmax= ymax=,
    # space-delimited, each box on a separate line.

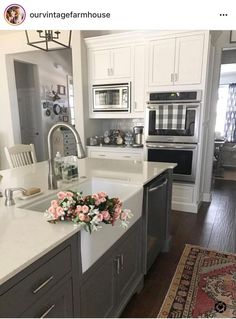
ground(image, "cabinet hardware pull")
xmin=175 ymin=73 xmax=178 ymax=82
xmin=110 ymin=68 xmax=113 ymax=76
xmin=171 ymin=73 xmax=174 ymax=82
xmin=107 ymin=68 xmax=110 ymax=76
xmin=33 ymin=276 xmax=54 ymax=294
xmin=98 ymin=154 xmax=106 ymax=157
xmin=115 ymin=256 xmax=120 ymax=275
xmin=149 ymin=178 xmax=168 ymax=192
xmin=40 ymin=304 xmax=55 ymax=318
xmin=124 ymin=156 xmax=131 ymax=158
xmin=120 ymin=254 xmax=124 ymax=270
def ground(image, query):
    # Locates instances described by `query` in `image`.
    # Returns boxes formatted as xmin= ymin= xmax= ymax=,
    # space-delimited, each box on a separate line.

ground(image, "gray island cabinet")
xmin=0 ymin=234 xmax=81 ymax=318
xmin=80 ymin=219 xmax=142 ymax=318
xmin=0 ymin=162 xmax=173 ymax=318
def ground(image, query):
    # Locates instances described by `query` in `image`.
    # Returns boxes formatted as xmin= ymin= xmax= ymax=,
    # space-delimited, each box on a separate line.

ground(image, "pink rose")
xmin=51 ymin=200 xmax=58 ymax=208
xmin=84 ymin=215 xmax=91 ymax=222
xmin=66 ymin=191 xmax=73 ymax=198
xmin=100 ymin=197 xmax=106 ymax=203
xmin=114 ymin=211 xmax=120 ymax=220
xmin=57 ymin=191 xmax=67 ymax=200
xmin=97 ymin=213 xmax=103 ymax=222
xmin=56 ymin=206 xmax=64 ymax=217
xmin=98 ymin=191 xmax=107 ymax=198
xmin=78 ymin=213 xmax=86 ymax=221
xmin=92 ymin=193 xmax=99 ymax=200
xmin=115 ymin=206 xmax=122 ymax=214
xmin=95 ymin=199 xmax=101 ymax=206
xmin=48 ymin=206 xmax=55 ymax=214
xmin=102 ymin=210 xmax=110 ymax=221
xmin=75 ymin=205 xmax=82 ymax=213
xmin=82 ymin=205 xmax=89 ymax=213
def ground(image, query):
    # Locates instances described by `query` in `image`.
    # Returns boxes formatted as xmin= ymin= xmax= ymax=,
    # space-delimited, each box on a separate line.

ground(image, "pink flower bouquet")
xmin=45 ymin=190 xmax=133 ymax=233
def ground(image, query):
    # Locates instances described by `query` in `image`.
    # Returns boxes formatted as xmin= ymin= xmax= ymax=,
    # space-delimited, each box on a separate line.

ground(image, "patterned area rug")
xmin=158 ymin=244 xmax=236 ymax=318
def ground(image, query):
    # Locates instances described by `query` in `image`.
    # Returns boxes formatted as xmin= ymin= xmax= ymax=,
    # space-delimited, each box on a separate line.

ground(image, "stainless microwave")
xmin=92 ymin=83 xmax=131 ymax=112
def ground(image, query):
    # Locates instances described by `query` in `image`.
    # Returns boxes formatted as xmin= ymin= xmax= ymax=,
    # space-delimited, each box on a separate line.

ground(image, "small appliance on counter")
xmin=133 ymin=126 xmax=144 ymax=147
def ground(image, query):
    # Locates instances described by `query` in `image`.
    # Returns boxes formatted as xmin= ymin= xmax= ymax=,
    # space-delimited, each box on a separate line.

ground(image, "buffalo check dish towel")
xmin=155 ymin=104 xmax=186 ymax=130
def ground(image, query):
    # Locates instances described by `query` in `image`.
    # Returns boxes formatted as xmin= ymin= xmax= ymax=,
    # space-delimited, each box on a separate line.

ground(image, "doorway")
xmin=14 ymin=61 xmax=44 ymax=161
xmin=11 ymin=48 xmax=74 ymax=162
xmin=213 ymin=49 xmax=236 ymax=181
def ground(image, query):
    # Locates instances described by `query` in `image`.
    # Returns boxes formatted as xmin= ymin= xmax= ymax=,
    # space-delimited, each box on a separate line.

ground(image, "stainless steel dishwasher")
xmin=143 ymin=170 xmax=172 ymax=273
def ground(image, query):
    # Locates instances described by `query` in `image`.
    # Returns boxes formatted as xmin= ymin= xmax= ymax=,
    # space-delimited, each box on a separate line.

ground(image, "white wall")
xmin=0 ymin=30 xmax=85 ymax=169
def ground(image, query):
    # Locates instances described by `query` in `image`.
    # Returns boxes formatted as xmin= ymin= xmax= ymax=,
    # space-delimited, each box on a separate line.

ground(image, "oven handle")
xmin=146 ymin=144 xmax=197 ymax=150
xmin=146 ymin=102 xmax=200 ymax=108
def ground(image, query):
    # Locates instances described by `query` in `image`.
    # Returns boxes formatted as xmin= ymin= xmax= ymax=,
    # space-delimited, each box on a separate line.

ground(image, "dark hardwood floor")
xmin=121 ymin=179 xmax=236 ymax=318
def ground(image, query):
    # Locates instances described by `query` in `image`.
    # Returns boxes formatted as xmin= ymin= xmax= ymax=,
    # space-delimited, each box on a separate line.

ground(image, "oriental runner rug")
xmin=158 ymin=244 xmax=236 ymax=318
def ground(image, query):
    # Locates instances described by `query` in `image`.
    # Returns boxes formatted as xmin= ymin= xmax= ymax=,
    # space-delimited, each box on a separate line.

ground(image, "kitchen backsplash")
xmin=101 ymin=118 xmax=144 ymax=133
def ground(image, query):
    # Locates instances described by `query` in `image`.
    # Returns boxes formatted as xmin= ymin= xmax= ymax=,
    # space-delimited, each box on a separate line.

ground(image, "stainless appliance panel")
xmin=146 ymin=103 xmax=200 ymax=144
xmin=146 ymin=143 xmax=198 ymax=182
xmin=93 ymin=83 xmax=130 ymax=112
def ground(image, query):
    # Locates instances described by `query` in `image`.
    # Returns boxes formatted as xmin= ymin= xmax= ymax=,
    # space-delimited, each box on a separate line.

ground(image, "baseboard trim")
xmin=171 ymin=201 xmax=199 ymax=213
xmin=202 ymin=192 xmax=212 ymax=202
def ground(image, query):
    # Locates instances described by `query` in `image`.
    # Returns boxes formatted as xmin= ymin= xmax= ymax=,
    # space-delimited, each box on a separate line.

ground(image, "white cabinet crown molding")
xmin=84 ymin=30 xmax=209 ymax=49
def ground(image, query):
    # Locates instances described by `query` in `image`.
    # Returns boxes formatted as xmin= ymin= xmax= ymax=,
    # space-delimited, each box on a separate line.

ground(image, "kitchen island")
xmin=0 ymin=158 xmax=176 ymax=317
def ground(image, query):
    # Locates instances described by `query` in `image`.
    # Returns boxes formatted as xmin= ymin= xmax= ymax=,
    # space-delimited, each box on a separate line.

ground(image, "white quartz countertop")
xmin=0 ymin=158 xmax=176 ymax=286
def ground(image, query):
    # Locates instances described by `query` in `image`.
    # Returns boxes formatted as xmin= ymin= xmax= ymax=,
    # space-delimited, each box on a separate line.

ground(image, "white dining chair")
xmin=4 ymin=144 xmax=37 ymax=168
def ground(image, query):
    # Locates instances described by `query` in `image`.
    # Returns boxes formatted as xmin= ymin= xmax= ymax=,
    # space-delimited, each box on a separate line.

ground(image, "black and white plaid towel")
xmin=155 ymin=104 xmax=186 ymax=130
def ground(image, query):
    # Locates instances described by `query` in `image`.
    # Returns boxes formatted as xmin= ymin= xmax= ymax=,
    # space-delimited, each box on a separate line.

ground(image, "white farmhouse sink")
xmin=19 ymin=178 xmax=141 ymax=213
xmin=19 ymin=178 xmax=143 ymax=273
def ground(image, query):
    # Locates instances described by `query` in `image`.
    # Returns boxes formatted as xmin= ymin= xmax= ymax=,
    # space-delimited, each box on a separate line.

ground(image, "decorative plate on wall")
xmin=45 ymin=109 xmax=51 ymax=116
xmin=53 ymin=104 xmax=62 ymax=115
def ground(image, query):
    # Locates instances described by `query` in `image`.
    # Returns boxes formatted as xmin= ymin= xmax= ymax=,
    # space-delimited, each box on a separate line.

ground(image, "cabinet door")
xmin=21 ymin=277 xmax=73 ymax=318
xmin=80 ymin=257 xmax=115 ymax=317
xmin=91 ymin=49 xmax=111 ymax=80
xmin=174 ymin=34 xmax=204 ymax=85
xmin=133 ymin=45 xmax=145 ymax=113
xmin=116 ymin=224 xmax=141 ymax=304
xmin=149 ymin=38 xmax=175 ymax=86
xmin=111 ymin=47 xmax=131 ymax=78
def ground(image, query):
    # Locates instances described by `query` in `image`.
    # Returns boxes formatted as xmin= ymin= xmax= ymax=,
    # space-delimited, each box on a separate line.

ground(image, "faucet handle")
xmin=5 ymin=187 xmax=26 ymax=206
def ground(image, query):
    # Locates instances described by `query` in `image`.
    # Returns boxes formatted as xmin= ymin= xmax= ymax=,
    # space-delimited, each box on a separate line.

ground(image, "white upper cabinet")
xmin=112 ymin=47 xmax=131 ymax=78
xmin=148 ymin=33 xmax=205 ymax=88
xmin=174 ymin=34 xmax=204 ymax=85
xmin=91 ymin=47 xmax=131 ymax=82
xmin=133 ymin=44 xmax=146 ymax=113
xmin=92 ymin=50 xmax=111 ymax=80
xmin=149 ymin=38 xmax=176 ymax=86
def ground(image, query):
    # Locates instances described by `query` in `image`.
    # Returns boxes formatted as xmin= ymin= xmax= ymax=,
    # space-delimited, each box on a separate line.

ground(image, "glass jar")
xmin=61 ymin=156 xmax=78 ymax=182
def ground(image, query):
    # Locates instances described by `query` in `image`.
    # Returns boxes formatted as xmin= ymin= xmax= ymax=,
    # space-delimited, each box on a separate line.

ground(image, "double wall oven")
xmin=146 ymin=91 xmax=201 ymax=182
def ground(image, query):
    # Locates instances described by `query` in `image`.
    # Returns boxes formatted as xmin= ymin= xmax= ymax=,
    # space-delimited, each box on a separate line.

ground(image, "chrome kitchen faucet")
xmin=47 ymin=122 xmax=86 ymax=190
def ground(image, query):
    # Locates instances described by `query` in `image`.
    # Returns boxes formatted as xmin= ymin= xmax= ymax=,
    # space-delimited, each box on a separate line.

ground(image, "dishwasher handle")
xmin=148 ymin=178 xmax=168 ymax=192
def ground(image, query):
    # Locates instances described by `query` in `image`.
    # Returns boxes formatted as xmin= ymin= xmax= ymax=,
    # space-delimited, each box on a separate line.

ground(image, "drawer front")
xmin=64 ymin=150 xmax=77 ymax=156
xmin=89 ymin=151 xmax=112 ymax=159
xmin=89 ymin=150 xmax=142 ymax=161
xmin=115 ymin=152 xmax=142 ymax=161
xmin=63 ymin=132 xmax=74 ymax=139
xmin=0 ymin=246 xmax=72 ymax=317
xmin=21 ymin=276 xmax=73 ymax=318
xmin=64 ymin=137 xmax=76 ymax=145
xmin=64 ymin=144 xmax=76 ymax=151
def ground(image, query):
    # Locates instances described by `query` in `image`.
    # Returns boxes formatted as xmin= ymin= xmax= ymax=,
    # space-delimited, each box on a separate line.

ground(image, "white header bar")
xmin=0 ymin=0 xmax=236 ymax=30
